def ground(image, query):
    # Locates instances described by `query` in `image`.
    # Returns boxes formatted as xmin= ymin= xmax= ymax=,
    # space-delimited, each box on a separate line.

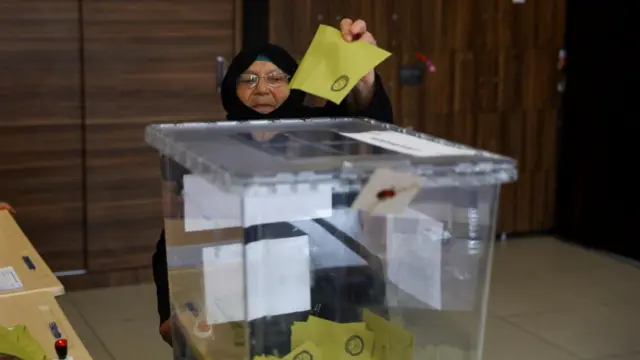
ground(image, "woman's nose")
xmin=254 ymin=77 xmax=270 ymax=92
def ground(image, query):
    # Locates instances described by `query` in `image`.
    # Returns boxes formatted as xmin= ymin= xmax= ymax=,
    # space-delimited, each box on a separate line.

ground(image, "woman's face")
xmin=236 ymin=61 xmax=291 ymax=114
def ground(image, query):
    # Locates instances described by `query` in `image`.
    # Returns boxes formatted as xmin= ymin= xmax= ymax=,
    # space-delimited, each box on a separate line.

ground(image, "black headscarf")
xmin=221 ymin=43 xmax=309 ymax=120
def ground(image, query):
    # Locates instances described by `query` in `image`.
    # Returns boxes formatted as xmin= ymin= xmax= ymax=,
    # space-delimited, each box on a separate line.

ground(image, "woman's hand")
xmin=159 ymin=319 xmax=173 ymax=346
xmin=339 ymin=18 xmax=377 ymax=108
xmin=0 ymin=202 xmax=15 ymax=214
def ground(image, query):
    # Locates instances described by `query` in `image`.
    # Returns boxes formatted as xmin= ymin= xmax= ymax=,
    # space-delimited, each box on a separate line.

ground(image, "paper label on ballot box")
xmin=183 ymin=174 xmax=333 ymax=231
xmin=183 ymin=175 xmax=241 ymax=232
xmin=242 ymin=184 xmax=333 ymax=227
xmin=339 ymin=130 xmax=476 ymax=158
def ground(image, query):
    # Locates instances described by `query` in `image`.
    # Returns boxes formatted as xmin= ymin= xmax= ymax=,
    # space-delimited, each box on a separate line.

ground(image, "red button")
xmin=55 ymin=338 xmax=68 ymax=359
xmin=55 ymin=339 xmax=67 ymax=348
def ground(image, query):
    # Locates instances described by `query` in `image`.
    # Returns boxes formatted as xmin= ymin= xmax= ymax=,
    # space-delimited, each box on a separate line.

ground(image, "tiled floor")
xmin=57 ymin=236 xmax=640 ymax=360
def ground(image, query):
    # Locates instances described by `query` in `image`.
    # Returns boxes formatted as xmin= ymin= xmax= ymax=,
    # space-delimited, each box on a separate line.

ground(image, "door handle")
xmin=216 ymin=56 xmax=227 ymax=94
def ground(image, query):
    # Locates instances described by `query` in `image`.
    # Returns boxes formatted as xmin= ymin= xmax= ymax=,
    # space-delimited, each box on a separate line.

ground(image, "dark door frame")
xmin=555 ymin=0 xmax=636 ymax=260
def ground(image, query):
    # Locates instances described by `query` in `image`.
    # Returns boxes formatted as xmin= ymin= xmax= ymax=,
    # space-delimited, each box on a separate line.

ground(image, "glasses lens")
xmin=266 ymin=73 xmax=289 ymax=87
xmin=238 ymin=74 xmax=258 ymax=87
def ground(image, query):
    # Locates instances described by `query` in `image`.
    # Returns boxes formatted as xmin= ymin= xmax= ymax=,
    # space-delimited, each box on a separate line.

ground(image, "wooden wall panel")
xmin=453 ymin=52 xmax=476 ymax=114
xmin=270 ymin=0 xmax=565 ymax=234
xmin=82 ymin=0 xmax=241 ymax=271
xmin=0 ymin=2 xmax=84 ymax=271
xmin=395 ymin=0 xmax=422 ymax=129
xmin=269 ymin=0 xmax=329 ymax=62
xmin=373 ymin=0 xmax=399 ymax=125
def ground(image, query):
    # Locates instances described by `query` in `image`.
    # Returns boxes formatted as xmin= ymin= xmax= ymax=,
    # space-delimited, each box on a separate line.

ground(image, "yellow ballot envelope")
xmin=283 ymin=341 xmax=323 ymax=360
xmin=290 ymin=321 xmax=314 ymax=349
xmin=289 ymin=25 xmax=391 ymax=104
xmin=363 ymin=310 xmax=413 ymax=360
xmin=306 ymin=316 xmax=368 ymax=333
xmin=291 ymin=316 xmax=374 ymax=360
xmin=286 ymin=314 xmax=415 ymax=360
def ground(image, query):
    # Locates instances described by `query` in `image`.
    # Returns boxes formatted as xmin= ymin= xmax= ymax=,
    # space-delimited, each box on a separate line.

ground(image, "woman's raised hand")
xmin=339 ymin=18 xmax=377 ymax=86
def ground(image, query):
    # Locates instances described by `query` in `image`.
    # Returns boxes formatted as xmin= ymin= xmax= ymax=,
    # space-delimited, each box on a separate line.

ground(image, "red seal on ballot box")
xmin=376 ymin=188 xmax=397 ymax=201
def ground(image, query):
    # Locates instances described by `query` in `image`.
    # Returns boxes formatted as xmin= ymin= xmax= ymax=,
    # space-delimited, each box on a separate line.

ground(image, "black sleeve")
xmin=152 ymin=229 xmax=171 ymax=326
xmin=322 ymin=72 xmax=394 ymax=124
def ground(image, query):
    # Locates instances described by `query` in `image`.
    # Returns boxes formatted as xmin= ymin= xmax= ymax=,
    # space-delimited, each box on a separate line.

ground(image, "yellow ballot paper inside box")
xmin=306 ymin=316 xmax=368 ymax=334
xmin=253 ymin=356 xmax=282 ymax=360
xmin=290 ymin=321 xmax=314 ymax=349
xmin=363 ymin=310 xmax=413 ymax=360
xmin=283 ymin=341 xmax=323 ymax=360
xmin=291 ymin=316 xmax=374 ymax=360
xmin=292 ymin=317 xmax=367 ymax=348
xmin=329 ymin=327 xmax=374 ymax=360
xmin=289 ymin=24 xmax=391 ymax=104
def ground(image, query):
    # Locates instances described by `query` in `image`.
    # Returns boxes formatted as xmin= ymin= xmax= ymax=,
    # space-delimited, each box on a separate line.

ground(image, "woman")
xmin=153 ymin=18 xmax=393 ymax=346
xmin=220 ymin=18 xmax=391 ymax=123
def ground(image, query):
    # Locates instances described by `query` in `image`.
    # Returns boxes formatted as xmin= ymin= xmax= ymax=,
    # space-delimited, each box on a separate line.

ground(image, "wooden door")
xmin=270 ymin=0 xmax=565 ymax=233
xmin=82 ymin=0 xmax=242 ymax=271
xmin=0 ymin=2 xmax=85 ymax=271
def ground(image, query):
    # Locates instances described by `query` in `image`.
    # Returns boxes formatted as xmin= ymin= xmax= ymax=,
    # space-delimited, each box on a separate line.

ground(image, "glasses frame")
xmin=236 ymin=71 xmax=291 ymax=89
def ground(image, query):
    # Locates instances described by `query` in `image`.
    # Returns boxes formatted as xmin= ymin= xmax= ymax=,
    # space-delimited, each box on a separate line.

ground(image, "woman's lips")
xmin=252 ymin=104 xmax=275 ymax=112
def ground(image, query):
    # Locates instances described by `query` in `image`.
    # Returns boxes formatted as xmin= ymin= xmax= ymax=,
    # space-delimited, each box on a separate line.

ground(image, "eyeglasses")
xmin=237 ymin=72 xmax=290 ymax=89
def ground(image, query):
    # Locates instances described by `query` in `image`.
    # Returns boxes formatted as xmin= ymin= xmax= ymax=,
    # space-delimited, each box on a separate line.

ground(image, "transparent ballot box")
xmin=145 ymin=118 xmax=517 ymax=360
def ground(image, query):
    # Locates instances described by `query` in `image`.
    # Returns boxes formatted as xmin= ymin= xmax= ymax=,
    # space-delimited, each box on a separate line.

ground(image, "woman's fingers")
xmin=340 ymin=18 xmax=369 ymax=42
xmin=359 ymin=31 xmax=377 ymax=46
xmin=350 ymin=19 xmax=367 ymax=37
xmin=340 ymin=18 xmax=354 ymax=40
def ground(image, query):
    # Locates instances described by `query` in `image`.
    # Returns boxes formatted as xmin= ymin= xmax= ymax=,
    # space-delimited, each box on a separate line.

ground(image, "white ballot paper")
xmin=386 ymin=208 xmax=446 ymax=309
xmin=183 ymin=174 xmax=333 ymax=231
xmin=203 ymin=236 xmax=311 ymax=324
